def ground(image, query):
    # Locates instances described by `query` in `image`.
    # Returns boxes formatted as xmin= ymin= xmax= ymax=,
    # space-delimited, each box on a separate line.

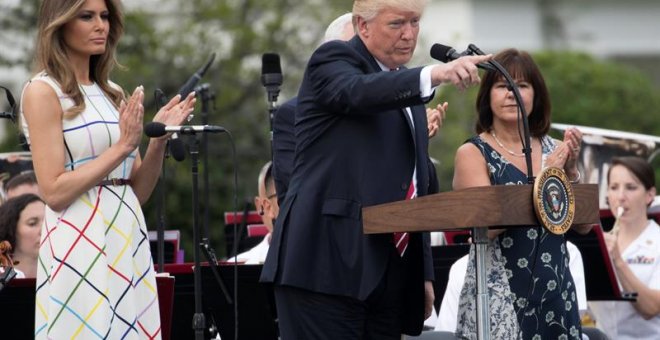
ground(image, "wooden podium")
xmin=363 ymin=184 xmax=600 ymax=339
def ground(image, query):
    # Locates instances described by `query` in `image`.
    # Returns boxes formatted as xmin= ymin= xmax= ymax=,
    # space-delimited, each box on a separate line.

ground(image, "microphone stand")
xmin=266 ymin=95 xmax=278 ymax=160
xmin=196 ymin=83 xmax=214 ymax=243
xmin=186 ymin=133 xmax=206 ymax=340
xmin=183 ymin=130 xmax=232 ymax=340
xmin=155 ymin=90 xmax=167 ymax=273
xmin=465 ymin=44 xmax=534 ymax=340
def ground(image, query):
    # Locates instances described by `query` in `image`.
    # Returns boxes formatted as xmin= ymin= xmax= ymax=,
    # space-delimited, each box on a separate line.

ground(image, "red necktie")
xmin=394 ymin=181 xmax=415 ymax=256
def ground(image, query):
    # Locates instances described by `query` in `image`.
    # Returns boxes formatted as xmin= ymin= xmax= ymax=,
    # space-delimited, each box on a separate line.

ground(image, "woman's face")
xmin=15 ymin=201 xmax=45 ymax=260
xmin=61 ymin=0 xmax=110 ymax=60
xmin=607 ymin=164 xmax=655 ymax=220
xmin=489 ymin=78 xmax=535 ymax=124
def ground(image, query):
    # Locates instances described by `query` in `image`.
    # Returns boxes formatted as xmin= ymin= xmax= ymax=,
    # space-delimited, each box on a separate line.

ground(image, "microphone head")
xmin=430 ymin=43 xmax=455 ymax=63
xmin=261 ymin=53 xmax=283 ymax=88
xmin=169 ymin=136 xmax=186 ymax=161
xmin=145 ymin=122 xmax=167 ymax=138
xmin=199 ymin=53 xmax=216 ymax=77
xmin=261 ymin=53 xmax=282 ymax=75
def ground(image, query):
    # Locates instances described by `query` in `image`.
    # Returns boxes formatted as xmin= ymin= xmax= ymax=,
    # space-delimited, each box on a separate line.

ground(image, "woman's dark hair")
xmin=0 ymin=194 xmax=44 ymax=252
xmin=5 ymin=171 xmax=38 ymax=192
xmin=607 ymin=156 xmax=656 ymax=191
xmin=475 ymin=48 xmax=551 ymax=137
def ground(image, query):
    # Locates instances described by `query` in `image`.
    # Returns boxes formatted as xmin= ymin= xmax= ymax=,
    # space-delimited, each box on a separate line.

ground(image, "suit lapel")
xmin=350 ymin=36 xmax=418 ymax=147
xmin=401 ymin=107 xmax=416 ymax=148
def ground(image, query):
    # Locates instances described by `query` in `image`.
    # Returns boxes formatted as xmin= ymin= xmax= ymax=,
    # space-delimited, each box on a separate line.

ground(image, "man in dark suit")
xmin=261 ymin=1 xmax=490 ymax=338
xmin=272 ymin=13 xmax=355 ymax=206
xmin=271 ymin=97 xmax=296 ymax=206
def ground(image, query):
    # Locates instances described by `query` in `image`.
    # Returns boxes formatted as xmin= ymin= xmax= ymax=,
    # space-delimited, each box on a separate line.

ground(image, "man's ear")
xmin=356 ymin=16 xmax=369 ymax=37
xmin=254 ymin=196 xmax=264 ymax=216
xmin=262 ymin=198 xmax=273 ymax=218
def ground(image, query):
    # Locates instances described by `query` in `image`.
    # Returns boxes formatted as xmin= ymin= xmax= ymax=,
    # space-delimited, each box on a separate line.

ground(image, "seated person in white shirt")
xmin=227 ymin=161 xmax=279 ymax=264
xmin=435 ymin=241 xmax=587 ymax=332
xmin=590 ymin=156 xmax=660 ymax=340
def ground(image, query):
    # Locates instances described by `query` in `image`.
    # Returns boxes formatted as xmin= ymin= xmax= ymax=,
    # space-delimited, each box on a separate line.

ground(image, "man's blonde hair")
xmin=352 ymin=0 xmax=427 ymax=22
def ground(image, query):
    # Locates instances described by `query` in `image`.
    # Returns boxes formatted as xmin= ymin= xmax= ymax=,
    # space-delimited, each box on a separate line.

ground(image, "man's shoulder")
xmin=274 ymin=97 xmax=297 ymax=125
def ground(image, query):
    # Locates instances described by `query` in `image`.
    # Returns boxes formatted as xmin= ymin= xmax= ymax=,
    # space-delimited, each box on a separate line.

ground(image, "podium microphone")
xmin=430 ymin=43 xmax=496 ymax=71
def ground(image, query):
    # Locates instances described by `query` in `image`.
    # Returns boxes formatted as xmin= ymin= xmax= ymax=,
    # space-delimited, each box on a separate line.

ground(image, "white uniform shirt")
xmin=226 ymin=234 xmax=271 ymax=265
xmin=590 ymin=220 xmax=660 ymax=340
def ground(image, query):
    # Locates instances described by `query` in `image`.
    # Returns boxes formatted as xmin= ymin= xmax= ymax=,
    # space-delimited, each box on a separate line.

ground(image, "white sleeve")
xmin=436 ymin=255 xmax=468 ymax=331
xmin=419 ymin=65 xmax=437 ymax=99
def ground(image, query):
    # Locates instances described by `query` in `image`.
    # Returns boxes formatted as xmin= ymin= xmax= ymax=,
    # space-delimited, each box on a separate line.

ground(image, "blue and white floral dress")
xmin=456 ymin=135 xmax=582 ymax=340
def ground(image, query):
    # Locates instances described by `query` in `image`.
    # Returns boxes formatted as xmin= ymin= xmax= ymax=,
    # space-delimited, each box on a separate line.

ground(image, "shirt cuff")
xmin=420 ymin=65 xmax=437 ymax=99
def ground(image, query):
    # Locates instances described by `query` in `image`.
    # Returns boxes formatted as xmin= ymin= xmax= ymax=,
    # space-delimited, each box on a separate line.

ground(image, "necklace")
xmin=490 ymin=131 xmax=525 ymax=157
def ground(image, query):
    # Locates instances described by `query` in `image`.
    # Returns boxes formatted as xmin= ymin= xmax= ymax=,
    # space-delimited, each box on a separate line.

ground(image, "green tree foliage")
xmin=2 ymin=2 xmax=659 ymax=257
xmin=430 ymin=51 xmax=660 ymax=192
xmin=0 ymin=0 xmax=347 ymax=259
xmin=0 ymin=0 xmax=39 ymax=69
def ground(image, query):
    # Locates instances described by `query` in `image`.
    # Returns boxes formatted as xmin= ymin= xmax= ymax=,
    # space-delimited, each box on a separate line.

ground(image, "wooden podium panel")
xmin=363 ymin=184 xmax=600 ymax=233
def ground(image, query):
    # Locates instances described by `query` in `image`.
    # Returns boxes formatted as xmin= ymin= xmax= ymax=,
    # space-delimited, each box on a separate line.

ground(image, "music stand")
xmin=0 ymin=277 xmax=176 ymax=340
xmin=363 ymin=184 xmax=600 ymax=340
xmin=166 ymin=263 xmax=278 ymax=340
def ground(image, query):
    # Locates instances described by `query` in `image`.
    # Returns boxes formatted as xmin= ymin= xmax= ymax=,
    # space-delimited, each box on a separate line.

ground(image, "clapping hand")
xmin=427 ymin=102 xmax=448 ymax=138
xmin=545 ymin=127 xmax=582 ymax=181
xmin=151 ymin=92 xmax=197 ymax=140
xmin=118 ymin=85 xmax=145 ymax=151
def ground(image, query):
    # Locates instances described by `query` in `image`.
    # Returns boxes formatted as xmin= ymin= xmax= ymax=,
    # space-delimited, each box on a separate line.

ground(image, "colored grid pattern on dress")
xmin=25 ymin=77 xmax=162 ymax=339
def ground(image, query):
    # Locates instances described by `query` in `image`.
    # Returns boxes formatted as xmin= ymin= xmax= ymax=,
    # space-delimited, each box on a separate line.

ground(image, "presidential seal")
xmin=533 ymin=167 xmax=575 ymax=235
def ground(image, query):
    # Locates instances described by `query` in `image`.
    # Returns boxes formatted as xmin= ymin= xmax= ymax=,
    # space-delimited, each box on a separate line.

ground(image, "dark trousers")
xmin=274 ymin=250 xmax=404 ymax=340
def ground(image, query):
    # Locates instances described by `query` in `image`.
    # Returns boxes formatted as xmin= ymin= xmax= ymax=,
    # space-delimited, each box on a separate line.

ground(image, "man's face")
xmin=357 ymin=7 xmax=421 ymax=69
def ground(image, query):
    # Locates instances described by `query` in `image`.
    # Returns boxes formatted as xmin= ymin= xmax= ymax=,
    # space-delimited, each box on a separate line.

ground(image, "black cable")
xmin=231 ymin=201 xmax=251 ymax=258
xmin=468 ymin=44 xmax=541 ymax=326
xmin=222 ymin=129 xmax=240 ymax=340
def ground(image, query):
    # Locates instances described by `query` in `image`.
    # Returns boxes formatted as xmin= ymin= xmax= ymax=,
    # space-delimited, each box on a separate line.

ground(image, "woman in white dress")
xmin=20 ymin=0 xmax=195 ymax=338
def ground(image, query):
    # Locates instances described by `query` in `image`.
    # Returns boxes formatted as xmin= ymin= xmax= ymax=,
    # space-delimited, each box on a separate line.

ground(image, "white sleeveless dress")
xmin=21 ymin=73 xmax=161 ymax=339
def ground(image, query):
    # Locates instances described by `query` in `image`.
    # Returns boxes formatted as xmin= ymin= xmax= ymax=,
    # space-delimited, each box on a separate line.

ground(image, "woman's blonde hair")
xmin=352 ymin=0 xmax=427 ymax=22
xmin=35 ymin=0 xmax=124 ymax=117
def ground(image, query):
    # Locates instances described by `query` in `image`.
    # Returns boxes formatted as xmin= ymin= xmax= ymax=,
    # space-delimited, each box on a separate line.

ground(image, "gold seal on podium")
xmin=533 ymin=167 xmax=575 ymax=235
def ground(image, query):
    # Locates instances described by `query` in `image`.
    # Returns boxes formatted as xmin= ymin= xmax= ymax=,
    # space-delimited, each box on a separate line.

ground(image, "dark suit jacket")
xmin=272 ymin=97 xmax=297 ymax=206
xmin=261 ymin=36 xmax=435 ymax=334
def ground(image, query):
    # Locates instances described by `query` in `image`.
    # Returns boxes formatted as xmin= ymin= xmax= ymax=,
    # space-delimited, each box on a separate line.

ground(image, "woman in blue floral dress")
xmin=452 ymin=49 xmax=592 ymax=339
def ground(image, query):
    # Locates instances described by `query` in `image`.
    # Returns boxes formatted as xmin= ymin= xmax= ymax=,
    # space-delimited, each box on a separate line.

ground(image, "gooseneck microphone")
xmin=144 ymin=122 xmax=225 ymax=138
xmin=430 ymin=43 xmax=496 ymax=71
xmin=178 ymin=53 xmax=216 ymax=98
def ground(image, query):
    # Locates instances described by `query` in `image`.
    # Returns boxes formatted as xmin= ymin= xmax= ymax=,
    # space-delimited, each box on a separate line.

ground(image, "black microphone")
xmin=155 ymin=89 xmax=186 ymax=161
xmin=430 ymin=43 xmax=496 ymax=71
xmin=261 ymin=53 xmax=282 ymax=103
xmin=145 ymin=122 xmax=225 ymax=138
xmin=178 ymin=53 xmax=216 ymax=98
